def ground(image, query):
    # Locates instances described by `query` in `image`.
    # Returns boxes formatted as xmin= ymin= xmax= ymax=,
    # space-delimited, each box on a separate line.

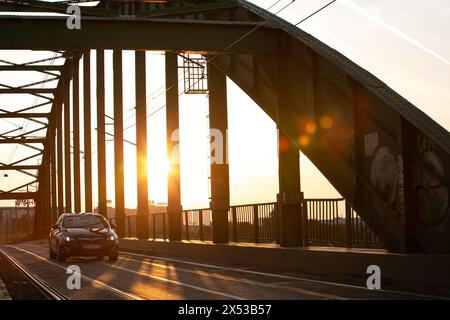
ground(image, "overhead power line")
xmin=295 ymin=0 xmax=337 ymax=26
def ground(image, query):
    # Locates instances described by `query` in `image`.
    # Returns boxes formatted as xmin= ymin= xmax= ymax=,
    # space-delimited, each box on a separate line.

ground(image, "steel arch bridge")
xmin=0 ymin=0 xmax=449 ymax=254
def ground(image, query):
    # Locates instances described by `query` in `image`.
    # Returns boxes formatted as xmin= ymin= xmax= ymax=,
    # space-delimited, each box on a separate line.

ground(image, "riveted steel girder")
xmin=0 ymin=16 xmax=279 ymax=54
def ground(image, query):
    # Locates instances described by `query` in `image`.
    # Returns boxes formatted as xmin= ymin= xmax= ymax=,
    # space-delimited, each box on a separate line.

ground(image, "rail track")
xmin=0 ymin=249 xmax=69 ymax=300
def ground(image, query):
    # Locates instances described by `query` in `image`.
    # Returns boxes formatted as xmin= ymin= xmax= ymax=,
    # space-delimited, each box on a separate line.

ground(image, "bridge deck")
xmin=0 ymin=274 xmax=11 ymax=300
xmin=0 ymin=240 xmax=447 ymax=300
xmin=119 ymin=238 xmax=450 ymax=296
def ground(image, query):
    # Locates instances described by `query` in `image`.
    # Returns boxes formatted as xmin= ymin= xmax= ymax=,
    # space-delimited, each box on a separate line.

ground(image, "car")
xmin=49 ymin=212 xmax=119 ymax=262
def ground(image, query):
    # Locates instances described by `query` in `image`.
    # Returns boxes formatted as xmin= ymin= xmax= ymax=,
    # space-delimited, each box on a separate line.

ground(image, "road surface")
xmin=0 ymin=240 xmax=442 ymax=300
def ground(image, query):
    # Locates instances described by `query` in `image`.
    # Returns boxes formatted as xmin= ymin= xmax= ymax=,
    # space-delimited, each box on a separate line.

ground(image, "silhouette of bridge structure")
xmin=0 ymin=0 xmax=449 ymax=257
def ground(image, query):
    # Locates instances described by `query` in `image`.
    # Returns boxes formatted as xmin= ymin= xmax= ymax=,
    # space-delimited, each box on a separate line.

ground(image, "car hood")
xmin=63 ymin=228 xmax=111 ymax=239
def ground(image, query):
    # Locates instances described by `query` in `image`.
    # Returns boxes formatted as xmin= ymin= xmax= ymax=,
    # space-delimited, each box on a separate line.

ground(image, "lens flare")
xmin=320 ymin=116 xmax=333 ymax=129
xmin=279 ymin=136 xmax=290 ymax=152
xmin=298 ymin=134 xmax=310 ymax=147
xmin=305 ymin=122 xmax=317 ymax=134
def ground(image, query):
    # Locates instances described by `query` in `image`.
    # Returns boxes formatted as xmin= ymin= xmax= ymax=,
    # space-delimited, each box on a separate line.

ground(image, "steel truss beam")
xmin=0 ymin=65 xmax=62 ymax=71
xmin=0 ymin=0 xmax=115 ymax=16
xmin=135 ymin=50 xmax=149 ymax=239
xmin=0 ymin=56 xmax=63 ymax=77
xmin=0 ymin=138 xmax=46 ymax=144
xmin=14 ymin=125 xmax=48 ymax=138
xmin=34 ymin=55 xmax=75 ymax=233
xmin=0 ymin=16 xmax=279 ymax=54
xmin=137 ymin=0 xmax=238 ymax=17
xmin=2 ymin=100 xmax=52 ymax=114
xmin=0 ymin=88 xmax=55 ymax=94
xmin=0 ymin=161 xmax=37 ymax=178
xmin=7 ymin=152 xmax=42 ymax=166
xmin=113 ymin=49 xmax=125 ymax=237
xmin=73 ymin=57 xmax=81 ymax=213
xmin=0 ymin=165 xmax=39 ymax=170
xmin=97 ymin=50 xmax=107 ymax=217
xmin=83 ymin=49 xmax=93 ymax=212
xmin=0 ymin=180 xmax=38 ymax=194
xmin=0 ymin=126 xmax=46 ymax=152
xmin=0 ymin=103 xmax=51 ymax=127
xmin=0 ymin=113 xmax=50 ymax=118
xmin=0 ymin=192 xmax=38 ymax=200
xmin=0 ymin=127 xmax=22 ymax=136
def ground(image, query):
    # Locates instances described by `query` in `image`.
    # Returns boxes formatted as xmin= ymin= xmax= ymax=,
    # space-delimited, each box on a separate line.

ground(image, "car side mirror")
xmin=52 ymin=224 xmax=59 ymax=229
xmin=110 ymin=223 xmax=117 ymax=230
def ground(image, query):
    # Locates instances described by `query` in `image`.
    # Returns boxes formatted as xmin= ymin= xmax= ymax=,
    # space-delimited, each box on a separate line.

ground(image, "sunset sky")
xmin=0 ymin=0 xmax=449 ymax=211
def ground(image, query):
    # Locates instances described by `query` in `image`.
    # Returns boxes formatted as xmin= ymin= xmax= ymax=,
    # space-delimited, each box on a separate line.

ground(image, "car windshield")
xmin=62 ymin=215 xmax=107 ymax=229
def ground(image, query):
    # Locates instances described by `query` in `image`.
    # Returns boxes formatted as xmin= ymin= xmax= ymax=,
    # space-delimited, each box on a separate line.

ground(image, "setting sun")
xmin=0 ymin=0 xmax=449 ymax=305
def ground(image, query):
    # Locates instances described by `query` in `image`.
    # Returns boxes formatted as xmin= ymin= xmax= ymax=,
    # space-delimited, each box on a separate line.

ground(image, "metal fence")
xmin=0 ymin=208 xmax=35 ymax=244
xmin=116 ymin=213 xmax=170 ymax=240
xmin=228 ymin=203 xmax=278 ymax=243
xmin=181 ymin=209 xmax=212 ymax=241
xmin=304 ymin=198 xmax=343 ymax=245
xmin=348 ymin=204 xmax=381 ymax=247
xmin=120 ymin=198 xmax=383 ymax=248
xmin=303 ymin=199 xmax=382 ymax=248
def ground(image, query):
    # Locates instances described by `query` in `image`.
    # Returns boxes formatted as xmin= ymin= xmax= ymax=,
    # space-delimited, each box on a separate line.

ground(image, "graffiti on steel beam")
xmin=412 ymin=134 xmax=449 ymax=226
xmin=366 ymin=132 xmax=399 ymax=218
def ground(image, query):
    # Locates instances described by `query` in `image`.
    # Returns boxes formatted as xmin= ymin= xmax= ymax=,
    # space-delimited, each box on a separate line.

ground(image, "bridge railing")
xmin=181 ymin=209 xmax=212 ymax=241
xmin=303 ymin=199 xmax=382 ymax=248
xmin=227 ymin=202 xmax=278 ymax=243
xmin=114 ymin=213 xmax=171 ymax=240
xmin=0 ymin=208 xmax=35 ymax=244
xmin=118 ymin=198 xmax=383 ymax=248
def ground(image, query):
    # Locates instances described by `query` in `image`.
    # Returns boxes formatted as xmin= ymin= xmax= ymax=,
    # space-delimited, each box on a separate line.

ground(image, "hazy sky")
xmin=0 ymin=0 xmax=449 ymax=210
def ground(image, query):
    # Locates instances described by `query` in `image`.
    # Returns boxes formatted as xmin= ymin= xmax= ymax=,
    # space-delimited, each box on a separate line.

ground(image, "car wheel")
xmin=49 ymin=243 xmax=56 ymax=259
xmin=97 ymin=256 xmax=104 ymax=261
xmin=56 ymin=241 xmax=66 ymax=262
xmin=109 ymin=253 xmax=118 ymax=262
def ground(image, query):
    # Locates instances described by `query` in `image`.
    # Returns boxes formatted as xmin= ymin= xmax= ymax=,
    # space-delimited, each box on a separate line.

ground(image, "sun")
xmin=162 ymin=158 xmax=172 ymax=173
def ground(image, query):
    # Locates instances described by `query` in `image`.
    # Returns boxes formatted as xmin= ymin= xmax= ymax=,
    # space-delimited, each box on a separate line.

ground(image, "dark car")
xmin=49 ymin=213 xmax=119 ymax=262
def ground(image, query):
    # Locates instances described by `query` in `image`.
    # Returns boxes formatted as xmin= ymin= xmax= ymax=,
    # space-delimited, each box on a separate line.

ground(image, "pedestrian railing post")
xmin=185 ymin=211 xmax=189 ymax=241
xmin=232 ymin=206 xmax=237 ymax=242
xmin=162 ymin=213 xmax=167 ymax=240
xmin=345 ymin=200 xmax=352 ymax=248
xmin=275 ymin=204 xmax=280 ymax=244
xmin=152 ymin=214 xmax=156 ymax=240
xmin=199 ymin=210 xmax=204 ymax=241
xmin=302 ymin=200 xmax=309 ymax=246
xmin=253 ymin=204 xmax=259 ymax=243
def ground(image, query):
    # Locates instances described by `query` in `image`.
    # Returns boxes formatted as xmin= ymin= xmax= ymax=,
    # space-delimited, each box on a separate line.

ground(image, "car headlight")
xmin=64 ymin=235 xmax=73 ymax=242
xmin=109 ymin=235 xmax=116 ymax=241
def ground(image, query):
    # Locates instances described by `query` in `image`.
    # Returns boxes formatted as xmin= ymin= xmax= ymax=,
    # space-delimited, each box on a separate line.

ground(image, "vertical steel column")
xmin=50 ymin=120 xmax=57 ymax=223
xmin=113 ymin=50 xmax=125 ymax=237
xmin=64 ymin=62 xmax=72 ymax=213
xmin=277 ymin=55 xmax=303 ymax=247
xmin=33 ymin=193 xmax=42 ymax=239
xmin=97 ymin=50 xmax=107 ymax=217
xmin=165 ymin=52 xmax=182 ymax=241
xmin=83 ymin=50 xmax=93 ymax=212
xmin=135 ymin=51 xmax=149 ymax=239
xmin=57 ymin=98 xmax=64 ymax=216
xmin=207 ymin=61 xmax=230 ymax=243
xmin=35 ymin=161 xmax=50 ymax=238
xmin=277 ymin=129 xmax=303 ymax=247
xmin=42 ymin=157 xmax=51 ymax=236
xmin=73 ymin=56 xmax=81 ymax=213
